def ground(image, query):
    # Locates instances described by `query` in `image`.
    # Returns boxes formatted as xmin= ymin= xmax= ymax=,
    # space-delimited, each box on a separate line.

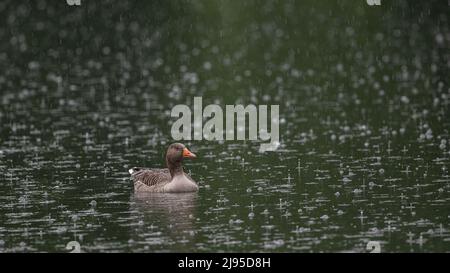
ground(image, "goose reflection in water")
xmin=130 ymin=192 xmax=198 ymax=241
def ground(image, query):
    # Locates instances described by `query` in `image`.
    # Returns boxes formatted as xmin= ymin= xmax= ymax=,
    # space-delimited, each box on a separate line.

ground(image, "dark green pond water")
xmin=0 ymin=0 xmax=449 ymax=252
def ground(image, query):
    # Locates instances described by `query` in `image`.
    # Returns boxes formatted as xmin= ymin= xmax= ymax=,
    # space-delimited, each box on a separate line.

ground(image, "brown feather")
xmin=131 ymin=168 xmax=171 ymax=187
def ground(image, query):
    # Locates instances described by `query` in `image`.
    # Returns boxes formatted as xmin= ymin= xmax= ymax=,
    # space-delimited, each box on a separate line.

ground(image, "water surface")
xmin=0 ymin=0 xmax=449 ymax=252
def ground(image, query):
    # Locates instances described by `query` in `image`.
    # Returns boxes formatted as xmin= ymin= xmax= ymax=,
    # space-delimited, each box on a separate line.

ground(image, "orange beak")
xmin=182 ymin=147 xmax=197 ymax=158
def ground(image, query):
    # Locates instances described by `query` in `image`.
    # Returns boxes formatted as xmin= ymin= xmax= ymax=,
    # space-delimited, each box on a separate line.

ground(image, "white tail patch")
xmin=129 ymin=167 xmax=142 ymax=175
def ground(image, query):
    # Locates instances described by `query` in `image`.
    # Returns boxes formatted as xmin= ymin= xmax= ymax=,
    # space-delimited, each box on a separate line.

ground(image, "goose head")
xmin=166 ymin=143 xmax=196 ymax=176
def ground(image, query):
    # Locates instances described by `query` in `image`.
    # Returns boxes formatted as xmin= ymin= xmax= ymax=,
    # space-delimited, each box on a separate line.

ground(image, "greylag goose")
xmin=129 ymin=143 xmax=198 ymax=193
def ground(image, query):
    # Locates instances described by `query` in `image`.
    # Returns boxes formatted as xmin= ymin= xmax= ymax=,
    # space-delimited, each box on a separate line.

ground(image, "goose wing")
xmin=129 ymin=167 xmax=171 ymax=187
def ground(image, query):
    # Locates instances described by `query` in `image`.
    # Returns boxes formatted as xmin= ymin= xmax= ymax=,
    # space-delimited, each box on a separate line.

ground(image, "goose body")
xmin=129 ymin=143 xmax=198 ymax=193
